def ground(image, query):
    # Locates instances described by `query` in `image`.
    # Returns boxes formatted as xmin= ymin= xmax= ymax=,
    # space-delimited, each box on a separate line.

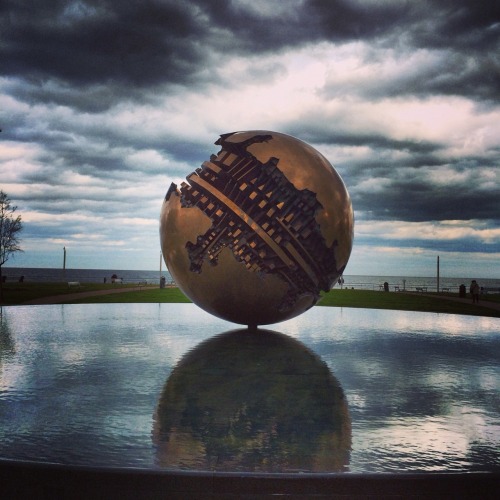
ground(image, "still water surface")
xmin=0 ymin=304 xmax=498 ymax=473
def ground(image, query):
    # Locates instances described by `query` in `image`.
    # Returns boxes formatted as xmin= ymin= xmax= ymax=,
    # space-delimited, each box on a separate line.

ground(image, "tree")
xmin=0 ymin=190 xmax=23 ymax=303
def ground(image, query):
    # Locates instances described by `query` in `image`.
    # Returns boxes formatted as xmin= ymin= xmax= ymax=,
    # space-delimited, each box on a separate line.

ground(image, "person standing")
xmin=470 ymin=280 xmax=480 ymax=303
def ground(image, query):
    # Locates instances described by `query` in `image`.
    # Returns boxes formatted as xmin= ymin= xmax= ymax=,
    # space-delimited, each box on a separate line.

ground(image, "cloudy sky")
xmin=1 ymin=0 xmax=499 ymax=277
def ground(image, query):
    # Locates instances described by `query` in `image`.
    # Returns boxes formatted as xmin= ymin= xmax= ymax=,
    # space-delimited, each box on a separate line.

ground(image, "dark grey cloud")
xmin=0 ymin=0 xmax=498 ymax=142
xmin=315 ymin=1 xmax=500 ymax=103
xmin=395 ymin=57 xmax=500 ymax=103
xmin=357 ymin=235 xmax=499 ymax=254
xmin=4 ymin=78 xmax=160 ymax=113
xmin=1 ymin=0 xmax=203 ymax=85
xmin=3 ymin=1 xmax=498 ymax=88
xmin=356 ymin=174 xmax=500 ymax=222
xmin=311 ymin=0 xmax=412 ymax=40
xmin=287 ymin=127 xmax=442 ymax=155
xmin=321 ymin=49 xmax=500 ymax=104
xmin=349 ymin=152 xmax=500 ymax=223
xmin=1 ymin=0 xmax=498 ymax=271
xmin=406 ymin=0 xmax=500 ymax=51
xmin=311 ymin=0 xmax=500 ymax=55
xmin=0 ymin=0 xmax=298 ymax=104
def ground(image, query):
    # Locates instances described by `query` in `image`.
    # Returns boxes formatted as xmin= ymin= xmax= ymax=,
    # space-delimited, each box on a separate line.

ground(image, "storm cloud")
xmin=1 ymin=0 xmax=499 ymax=275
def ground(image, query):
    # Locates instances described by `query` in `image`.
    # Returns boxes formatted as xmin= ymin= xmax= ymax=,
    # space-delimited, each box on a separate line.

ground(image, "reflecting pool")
xmin=0 ymin=304 xmax=499 ymax=473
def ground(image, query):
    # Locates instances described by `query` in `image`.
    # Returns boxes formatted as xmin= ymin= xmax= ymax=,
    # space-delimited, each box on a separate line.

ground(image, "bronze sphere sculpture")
xmin=160 ymin=131 xmax=353 ymax=326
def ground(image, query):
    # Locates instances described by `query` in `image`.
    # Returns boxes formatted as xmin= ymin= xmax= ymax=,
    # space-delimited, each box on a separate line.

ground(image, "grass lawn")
xmin=2 ymin=282 xmax=112 ymax=306
xmin=318 ymin=289 xmax=500 ymax=317
xmin=0 ymin=282 xmax=156 ymax=305
xmin=1 ymin=282 xmax=499 ymax=318
xmin=66 ymin=287 xmax=191 ymax=304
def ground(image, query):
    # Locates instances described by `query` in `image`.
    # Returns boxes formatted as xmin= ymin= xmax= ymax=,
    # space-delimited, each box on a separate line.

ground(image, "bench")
xmin=67 ymin=281 xmax=81 ymax=288
xmin=111 ymin=278 xmax=123 ymax=284
xmin=138 ymin=281 xmax=148 ymax=288
xmin=442 ymin=287 xmax=450 ymax=292
xmin=415 ymin=287 xmax=427 ymax=292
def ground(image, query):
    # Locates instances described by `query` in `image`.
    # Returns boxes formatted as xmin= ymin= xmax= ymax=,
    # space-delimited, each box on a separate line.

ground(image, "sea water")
xmin=3 ymin=267 xmax=499 ymax=292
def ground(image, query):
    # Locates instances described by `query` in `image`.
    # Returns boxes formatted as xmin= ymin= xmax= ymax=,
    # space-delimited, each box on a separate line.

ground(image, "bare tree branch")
xmin=0 ymin=190 xmax=24 ymax=302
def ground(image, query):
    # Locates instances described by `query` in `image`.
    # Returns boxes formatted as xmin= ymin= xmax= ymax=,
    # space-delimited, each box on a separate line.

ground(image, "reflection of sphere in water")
xmin=153 ymin=330 xmax=351 ymax=473
xmin=160 ymin=131 xmax=354 ymax=325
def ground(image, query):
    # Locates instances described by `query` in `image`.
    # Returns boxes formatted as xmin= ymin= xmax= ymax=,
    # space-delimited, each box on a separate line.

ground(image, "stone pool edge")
xmin=1 ymin=459 xmax=497 ymax=499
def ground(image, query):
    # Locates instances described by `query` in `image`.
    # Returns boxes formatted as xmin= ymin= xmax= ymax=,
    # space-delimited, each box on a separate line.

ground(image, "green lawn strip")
xmin=64 ymin=287 xmax=191 ymax=304
xmin=2 ymin=283 xmax=499 ymax=318
xmin=318 ymin=289 xmax=500 ymax=317
xmin=0 ymin=282 xmax=153 ymax=305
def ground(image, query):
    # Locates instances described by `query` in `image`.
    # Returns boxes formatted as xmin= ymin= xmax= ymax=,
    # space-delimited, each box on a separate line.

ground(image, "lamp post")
xmin=63 ymin=246 xmax=66 ymax=278
xmin=437 ymin=255 xmax=440 ymax=293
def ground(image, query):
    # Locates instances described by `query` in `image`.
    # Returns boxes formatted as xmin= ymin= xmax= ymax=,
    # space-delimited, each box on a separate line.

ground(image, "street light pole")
xmin=437 ymin=255 xmax=440 ymax=293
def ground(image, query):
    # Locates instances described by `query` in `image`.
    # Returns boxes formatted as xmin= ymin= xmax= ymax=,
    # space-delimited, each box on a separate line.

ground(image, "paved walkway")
xmin=20 ymin=286 xmax=153 ymax=305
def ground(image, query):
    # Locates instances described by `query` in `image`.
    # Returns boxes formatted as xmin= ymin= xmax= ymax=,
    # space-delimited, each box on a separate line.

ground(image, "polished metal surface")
xmin=160 ymin=131 xmax=354 ymax=325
